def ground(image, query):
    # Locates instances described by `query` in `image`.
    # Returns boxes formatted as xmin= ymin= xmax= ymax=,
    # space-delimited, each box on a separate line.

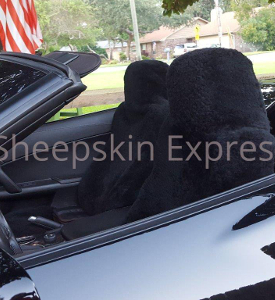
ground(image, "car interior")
xmin=0 ymin=48 xmax=275 ymax=257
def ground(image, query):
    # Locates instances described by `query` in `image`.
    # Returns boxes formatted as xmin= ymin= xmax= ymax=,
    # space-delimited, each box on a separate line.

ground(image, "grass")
xmin=61 ymin=103 xmax=120 ymax=116
xmin=82 ymin=61 xmax=275 ymax=91
xmin=100 ymin=62 xmax=130 ymax=68
xmin=82 ymin=70 xmax=125 ymax=90
xmin=243 ymin=51 xmax=271 ymax=56
xmin=55 ymin=59 xmax=275 ymax=121
xmin=253 ymin=61 xmax=275 ymax=75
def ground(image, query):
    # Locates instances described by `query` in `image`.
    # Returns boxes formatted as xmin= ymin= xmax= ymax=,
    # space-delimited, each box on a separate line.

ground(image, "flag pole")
xmin=129 ymin=0 xmax=142 ymax=61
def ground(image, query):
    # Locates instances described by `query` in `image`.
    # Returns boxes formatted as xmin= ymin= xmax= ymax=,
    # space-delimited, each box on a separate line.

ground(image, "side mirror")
xmin=0 ymin=249 xmax=40 ymax=299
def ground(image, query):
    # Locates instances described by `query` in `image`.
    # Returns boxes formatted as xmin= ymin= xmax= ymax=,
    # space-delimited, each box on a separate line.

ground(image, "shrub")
xmin=119 ymin=52 xmax=127 ymax=61
xmin=101 ymin=58 xmax=108 ymax=65
xmin=109 ymin=60 xmax=119 ymax=65
xmin=142 ymin=55 xmax=150 ymax=60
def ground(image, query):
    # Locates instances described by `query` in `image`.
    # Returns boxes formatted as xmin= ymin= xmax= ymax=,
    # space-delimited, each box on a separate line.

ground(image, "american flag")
xmin=0 ymin=0 xmax=43 ymax=54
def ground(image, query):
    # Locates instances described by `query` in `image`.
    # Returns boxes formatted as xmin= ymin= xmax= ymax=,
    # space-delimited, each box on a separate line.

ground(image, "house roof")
xmin=139 ymin=26 xmax=176 ymax=44
xmin=186 ymin=12 xmax=240 ymax=38
xmin=166 ymin=19 xmax=208 ymax=40
xmin=139 ymin=17 xmax=208 ymax=44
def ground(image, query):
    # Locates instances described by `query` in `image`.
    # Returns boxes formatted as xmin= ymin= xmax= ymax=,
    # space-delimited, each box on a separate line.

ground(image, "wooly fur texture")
xmin=126 ymin=48 xmax=275 ymax=222
xmin=78 ymin=60 xmax=169 ymax=215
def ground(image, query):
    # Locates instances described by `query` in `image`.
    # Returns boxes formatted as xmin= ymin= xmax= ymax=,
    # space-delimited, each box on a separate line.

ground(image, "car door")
xmin=18 ymin=173 xmax=275 ymax=300
xmin=0 ymin=51 xmax=112 ymax=201
xmin=1 ymin=109 xmax=114 ymax=198
xmin=0 ymin=248 xmax=40 ymax=299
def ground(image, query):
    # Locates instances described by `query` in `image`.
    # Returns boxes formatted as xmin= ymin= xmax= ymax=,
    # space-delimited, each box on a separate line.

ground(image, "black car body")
xmin=1 ymin=51 xmax=275 ymax=300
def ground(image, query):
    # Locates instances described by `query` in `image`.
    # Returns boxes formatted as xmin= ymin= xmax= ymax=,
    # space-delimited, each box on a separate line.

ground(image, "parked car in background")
xmin=173 ymin=42 xmax=197 ymax=57
xmin=210 ymin=43 xmax=221 ymax=48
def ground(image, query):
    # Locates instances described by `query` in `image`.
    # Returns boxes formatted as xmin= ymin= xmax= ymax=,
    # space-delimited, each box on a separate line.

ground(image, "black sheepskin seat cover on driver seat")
xmin=126 ymin=48 xmax=275 ymax=222
xmin=78 ymin=60 xmax=169 ymax=216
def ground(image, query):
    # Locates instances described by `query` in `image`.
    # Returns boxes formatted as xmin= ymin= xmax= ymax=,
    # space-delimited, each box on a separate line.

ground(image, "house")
xmin=98 ymin=9 xmax=253 ymax=61
xmin=139 ymin=18 xmax=208 ymax=59
xmin=182 ymin=9 xmax=253 ymax=52
xmin=140 ymin=9 xmax=253 ymax=59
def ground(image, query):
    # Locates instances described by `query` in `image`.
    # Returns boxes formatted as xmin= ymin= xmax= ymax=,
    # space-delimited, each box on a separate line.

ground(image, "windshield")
xmin=0 ymin=60 xmax=45 ymax=105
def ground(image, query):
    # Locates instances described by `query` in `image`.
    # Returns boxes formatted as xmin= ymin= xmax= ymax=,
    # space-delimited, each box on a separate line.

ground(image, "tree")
xmin=231 ymin=0 xmax=268 ymax=21
xmin=89 ymin=0 xmax=163 ymax=59
xmin=162 ymin=0 xmax=232 ymax=28
xmin=35 ymin=0 xmax=99 ymax=53
xmin=239 ymin=7 xmax=275 ymax=50
xmin=230 ymin=0 xmax=275 ymax=51
xmin=161 ymin=0 xmax=274 ymax=16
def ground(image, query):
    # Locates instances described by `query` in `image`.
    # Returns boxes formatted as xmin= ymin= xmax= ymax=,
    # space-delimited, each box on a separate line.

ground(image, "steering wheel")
xmin=0 ymin=210 xmax=22 ymax=255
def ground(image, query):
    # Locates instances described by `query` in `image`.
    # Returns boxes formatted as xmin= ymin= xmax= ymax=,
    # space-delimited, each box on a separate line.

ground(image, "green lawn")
xmin=244 ymin=51 xmax=271 ymax=56
xmin=55 ymin=59 xmax=275 ymax=121
xmin=82 ymin=70 xmax=125 ymax=90
xmin=100 ymin=62 xmax=130 ymax=68
xmin=82 ymin=61 xmax=275 ymax=91
xmin=61 ymin=103 xmax=119 ymax=116
xmin=253 ymin=61 xmax=275 ymax=75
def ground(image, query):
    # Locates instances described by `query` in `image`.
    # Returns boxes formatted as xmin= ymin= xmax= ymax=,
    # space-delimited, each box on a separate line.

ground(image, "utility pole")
xmin=215 ymin=0 xmax=222 ymax=47
xmin=129 ymin=0 xmax=142 ymax=61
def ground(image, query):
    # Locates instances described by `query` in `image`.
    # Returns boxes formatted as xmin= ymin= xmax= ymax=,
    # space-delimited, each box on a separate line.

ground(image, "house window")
xmin=142 ymin=44 xmax=146 ymax=50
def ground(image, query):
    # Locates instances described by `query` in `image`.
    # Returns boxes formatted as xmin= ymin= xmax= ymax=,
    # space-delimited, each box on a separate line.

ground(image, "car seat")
xmin=77 ymin=60 xmax=169 ymax=216
xmin=126 ymin=48 xmax=275 ymax=222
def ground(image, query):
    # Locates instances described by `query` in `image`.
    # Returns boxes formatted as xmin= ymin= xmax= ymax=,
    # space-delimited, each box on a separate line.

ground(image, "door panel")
xmin=0 ymin=109 xmax=115 ymax=198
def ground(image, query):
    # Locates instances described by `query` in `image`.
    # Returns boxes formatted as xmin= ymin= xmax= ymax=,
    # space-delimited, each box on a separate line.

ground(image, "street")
xmin=247 ymin=52 xmax=275 ymax=63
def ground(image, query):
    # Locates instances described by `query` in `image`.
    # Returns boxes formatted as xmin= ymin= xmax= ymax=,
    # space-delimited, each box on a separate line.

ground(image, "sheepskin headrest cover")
xmin=124 ymin=60 xmax=168 ymax=112
xmin=167 ymin=48 xmax=269 ymax=138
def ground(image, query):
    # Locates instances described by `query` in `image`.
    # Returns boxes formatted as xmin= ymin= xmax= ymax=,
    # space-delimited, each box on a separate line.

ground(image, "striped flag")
xmin=0 ymin=0 xmax=43 ymax=54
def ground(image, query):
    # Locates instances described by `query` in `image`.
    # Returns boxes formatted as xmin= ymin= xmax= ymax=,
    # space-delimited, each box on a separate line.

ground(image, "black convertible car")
xmin=1 ymin=49 xmax=275 ymax=300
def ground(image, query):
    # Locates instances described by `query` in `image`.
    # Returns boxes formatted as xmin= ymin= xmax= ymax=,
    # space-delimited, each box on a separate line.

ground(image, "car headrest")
xmin=124 ymin=60 xmax=168 ymax=113
xmin=167 ymin=48 xmax=269 ymax=138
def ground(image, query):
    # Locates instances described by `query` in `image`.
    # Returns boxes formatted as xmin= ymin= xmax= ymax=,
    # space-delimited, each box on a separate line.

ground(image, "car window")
xmin=0 ymin=60 xmax=46 ymax=104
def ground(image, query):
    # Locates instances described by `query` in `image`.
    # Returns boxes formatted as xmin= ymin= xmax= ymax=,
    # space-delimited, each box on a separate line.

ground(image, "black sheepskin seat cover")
xmin=78 ymin=60 xmax=169 ymax=216
xmin=126 ymin=48 xmax=275 ymax=222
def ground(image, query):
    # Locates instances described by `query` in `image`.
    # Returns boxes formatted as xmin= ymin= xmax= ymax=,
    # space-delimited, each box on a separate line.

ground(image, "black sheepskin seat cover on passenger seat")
xmin=126 ymin=48 xmax=275 ymax=222
xmin=78 ymin=60 xmax=169 ymax=216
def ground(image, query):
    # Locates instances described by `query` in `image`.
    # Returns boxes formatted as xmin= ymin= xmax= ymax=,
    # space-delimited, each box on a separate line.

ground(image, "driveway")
xmin=247 ymin=52 xmax=275 ymax=63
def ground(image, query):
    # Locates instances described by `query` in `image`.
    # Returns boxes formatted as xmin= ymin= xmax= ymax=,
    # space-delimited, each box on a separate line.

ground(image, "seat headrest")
xmin=167 ymin=48 xmax=268 ymax=137
xmin=124 ymin=60 xmax=168 ymax=112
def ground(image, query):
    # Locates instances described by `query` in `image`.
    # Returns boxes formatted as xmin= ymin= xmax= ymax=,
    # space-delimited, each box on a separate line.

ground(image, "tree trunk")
xmin=119 ymin=39 xmax=125 ymax=53
xmin=108 ymin=39 xmax=114 ymax=60
xmin=126 ymin=35 xmax=133 ymax=60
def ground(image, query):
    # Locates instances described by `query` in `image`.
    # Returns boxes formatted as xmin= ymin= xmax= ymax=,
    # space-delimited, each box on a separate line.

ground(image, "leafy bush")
xmin=119 ymin=52 xmax=127 ymax=61
xmin=90 ymin=45 xmax=108 ymax=57
xmin=109 ymin=60 xmax=119 ymax=65
xmin=101 ymin=58 xmax=109 ymax=65
xmin=241 ymin=7 xmax=275 ymax=51
xmin=142 ymin=55 xmax=150 ymax=60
